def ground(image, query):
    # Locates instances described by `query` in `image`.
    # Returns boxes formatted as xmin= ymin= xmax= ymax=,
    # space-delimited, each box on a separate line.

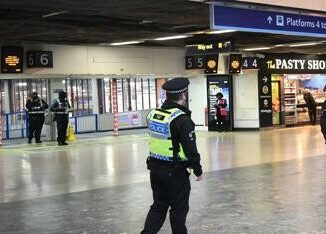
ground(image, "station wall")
xmin=0 ymin=44 xmax=185 ymax=77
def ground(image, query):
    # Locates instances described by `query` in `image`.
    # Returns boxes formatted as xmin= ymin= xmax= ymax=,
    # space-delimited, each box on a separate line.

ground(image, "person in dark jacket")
xmin=50 ymin=91 xmax=71 ymax=146
xmin=26 ymin=92 xmax=48 ymax=144
xmin=320 ymin=100 xmax=326 ymax=144
xmin=141 ymin=78 xmax=203 ymax=234
xmin=214 ymin=92 xmax=228 ymax=131
xmin=303 ymin=91 xmax=317 ymax=125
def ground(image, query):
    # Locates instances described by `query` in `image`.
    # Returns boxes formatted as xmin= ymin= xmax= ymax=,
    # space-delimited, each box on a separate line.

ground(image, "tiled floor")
xmin=0 ymin=126 xmax=326 ymax=233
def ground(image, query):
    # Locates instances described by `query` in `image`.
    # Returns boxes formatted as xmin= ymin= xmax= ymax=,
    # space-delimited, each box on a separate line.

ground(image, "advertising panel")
xmin=207 ymin=75 xmax=232 ymax=131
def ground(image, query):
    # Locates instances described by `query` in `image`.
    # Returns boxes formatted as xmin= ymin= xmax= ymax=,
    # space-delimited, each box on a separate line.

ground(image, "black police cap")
xmin=162 ymin=78 xmax=190 ymax=94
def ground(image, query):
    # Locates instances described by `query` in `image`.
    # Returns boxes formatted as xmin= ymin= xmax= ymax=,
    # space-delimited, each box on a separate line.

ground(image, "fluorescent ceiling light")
xmin=110 ymin=41 xmax=144 ymax=46
xmin=208 ymin=30 xmax=237 ymax=34
xmin=288 ymin=42 xmax=320 ymax=47
xmin=154 ymin=35 xmax=189 ymax=41
xmin=243 ymin=47 xmax=270 ymax=51
xmin=274 ymin=44 xmax=284 ymax=47
xmin=42 ymin=10 xmax=68 ymax=18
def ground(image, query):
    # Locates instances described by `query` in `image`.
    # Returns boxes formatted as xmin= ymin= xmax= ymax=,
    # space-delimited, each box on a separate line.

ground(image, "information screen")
xmin=1 ymin=46 xmax=23 ymax=73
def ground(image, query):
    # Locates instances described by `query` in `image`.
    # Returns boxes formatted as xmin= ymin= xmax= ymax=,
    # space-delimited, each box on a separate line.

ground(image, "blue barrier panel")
xmin=5 ymin=114 xmax=9 ymax=140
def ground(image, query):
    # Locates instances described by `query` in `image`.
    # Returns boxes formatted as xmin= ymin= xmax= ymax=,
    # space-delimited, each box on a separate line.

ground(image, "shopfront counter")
xmin=296 ymin=102 xmax=323 ymax=123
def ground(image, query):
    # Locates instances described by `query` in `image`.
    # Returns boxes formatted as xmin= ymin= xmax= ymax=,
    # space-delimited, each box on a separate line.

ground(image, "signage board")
xmin=205 ymin=55 xmax=219 ymax=74
xmin=237 ymin=0 xmax=323 ymax=12
xmin=207 ymin=75 xmax=232 ymax=131
xmin=258 ymin=67 xmax=273 ymax=127
xmin=262 ymin=54 xmax=326 ymax=74
xmin=27 ymin=51 xmax=53 ymax=68
xmin=242 ymin=57 xmax=259 ymax=70
xmin=211 ymin=5 xmax=326 ymax=37
xmin=1 ymin=46 xmax=23 ymax=73
xmin=185 ymin=41 xmax=232 ymax=56
xmin=117 ymin=111 xmax=142 ymax=129
xmin=185 ymin=55 xmax=206 ymax=70
xmin=229 ymin=54 xmax=242 ymax=74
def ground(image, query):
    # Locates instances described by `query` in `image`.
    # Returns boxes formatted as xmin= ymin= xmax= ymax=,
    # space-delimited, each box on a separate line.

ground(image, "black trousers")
xmin=321 ymin=115 xmax=326 ymax=142
xmin=141 ymin=168 xmax=190 ymax=234
xmin=308 ymin=107 xmax=317 ymax=125
xmin=28 ymin=115 xmax=44 ymax=142
xmin=56 ymin=119 xmax=68 ymax=143
xmin=216 ymin=112 xmax=226 ymax=131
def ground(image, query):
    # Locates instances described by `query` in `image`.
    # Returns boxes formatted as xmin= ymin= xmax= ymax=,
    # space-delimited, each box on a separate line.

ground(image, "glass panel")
xmin=10 ymin=79 xmax=48 ymax=113
xmin=130 ymin=79 xmax=136 ymax=111
xmin=149 ymin=79 xmax=157 ymax=109
xmin=143 ymin=79 xmax=150 ymax=110
xmin=136 ymin=78 xmax=143 ymax=110
xmin=104 ymin=79 xmax=111 ymax=113
xmin=122 ymin=79 xmax=130 ymax=112
xmin=117 ymin=79 xmax=123 ymax=112
xmin=0 ymin=80 xmax=4 ymax=114
xmin=65 ymin=78 xmax=93 ymax=116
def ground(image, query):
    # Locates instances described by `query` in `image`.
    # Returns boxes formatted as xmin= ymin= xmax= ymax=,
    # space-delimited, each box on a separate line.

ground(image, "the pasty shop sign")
xmin=263 ymin=55 xmax=326 ymax=74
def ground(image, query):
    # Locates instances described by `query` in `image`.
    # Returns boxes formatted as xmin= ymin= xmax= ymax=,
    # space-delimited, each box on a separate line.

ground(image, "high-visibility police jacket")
xmin=26 ymin=98 xmax=48 ymax=115
xmin=50 ymin=98 xmax=71 ymax=121
xmin=147 ymin=108 xmax=188 ymax=162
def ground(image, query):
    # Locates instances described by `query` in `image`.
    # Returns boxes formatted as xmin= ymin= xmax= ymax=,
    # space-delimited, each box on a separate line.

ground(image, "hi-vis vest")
xmin=147 ymin=108 xmax=187 ymax=162
xmin=28 ymin=100 xmax=45 ymax=114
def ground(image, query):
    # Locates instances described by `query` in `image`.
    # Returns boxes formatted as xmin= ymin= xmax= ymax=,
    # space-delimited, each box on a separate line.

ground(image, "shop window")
xmin=66 ymin=78 xmax=93 ymax=116
xmin=10 ymin=79 xmax=48 ymax=113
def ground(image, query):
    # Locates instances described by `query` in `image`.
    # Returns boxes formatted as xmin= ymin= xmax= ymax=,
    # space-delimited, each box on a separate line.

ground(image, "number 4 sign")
xmin=242 ymin=57 xmax=259 ymax=70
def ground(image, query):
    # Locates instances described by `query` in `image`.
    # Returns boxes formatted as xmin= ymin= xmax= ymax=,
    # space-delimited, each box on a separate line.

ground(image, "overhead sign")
xmin=185 ymin=41 xmax=232 ymax=56
xmin=185 ymin=55 xmax=206 ymax=70
xmin=205 ymin=55 xmax=218 ymax=74
xmin=211 ymin=5 xmax=326 ymax=37
xmin=229 ymin=54 xmax=242 ymax=74
xmin=262 ymin=55 xmax=326 ymax=74
xmin=1 ymin=46 xmax=23 ymax=73
xmin=237 ymin=0 xmax=323 ymax=12
xmin=242 ymin=57 xmax=259 ymax=70
xmin=27 ymin=51 xmax=53 ymax=68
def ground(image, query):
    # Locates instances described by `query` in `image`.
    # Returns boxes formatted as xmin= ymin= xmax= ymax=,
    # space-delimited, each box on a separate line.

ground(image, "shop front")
xmin=259 ymin=54 xmax=326 ymax=127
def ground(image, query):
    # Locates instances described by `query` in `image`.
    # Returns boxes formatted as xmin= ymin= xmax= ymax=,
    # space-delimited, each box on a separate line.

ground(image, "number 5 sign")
xmin=27 ymin=51 xmax=53 ymax=68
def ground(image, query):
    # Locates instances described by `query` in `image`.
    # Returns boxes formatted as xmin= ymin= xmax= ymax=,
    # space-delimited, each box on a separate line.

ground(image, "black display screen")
xmin=1 ymin=46 xmax=24 ymax=73
xmin=229 ymin=54 xmax=242 ymax=74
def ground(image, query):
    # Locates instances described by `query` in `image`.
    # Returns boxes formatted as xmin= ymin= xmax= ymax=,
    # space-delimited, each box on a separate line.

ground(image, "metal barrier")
xmin=1 ymin=112 xmax=28 ymax=140
xmin=1 ymin=110 xmax=150 ymax=140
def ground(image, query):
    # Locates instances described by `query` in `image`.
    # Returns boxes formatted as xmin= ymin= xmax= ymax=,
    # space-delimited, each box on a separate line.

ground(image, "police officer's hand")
xmin=196 ymin=175 xmax=203 ymax=181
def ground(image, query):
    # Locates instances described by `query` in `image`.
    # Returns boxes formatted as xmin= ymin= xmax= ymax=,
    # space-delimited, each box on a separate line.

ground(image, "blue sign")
xmin=211 ymin=6 xmax=326 ymax=37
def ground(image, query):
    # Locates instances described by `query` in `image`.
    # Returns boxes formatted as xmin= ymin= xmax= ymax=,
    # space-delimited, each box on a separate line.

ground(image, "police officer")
xmin=50 ymin=91 xmax=71 ymax=146
xmin=141 ymin=78 xmax=203 ymax=234
xmin=26 ymin=92 xmax=48 ymax=144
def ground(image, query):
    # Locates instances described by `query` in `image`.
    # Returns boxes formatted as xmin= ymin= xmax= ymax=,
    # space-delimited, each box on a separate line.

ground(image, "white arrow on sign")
xmin=267 ymin=16 xmax=273 ymax=24
xmin=263 ymin=76 xmax=268 ymax=83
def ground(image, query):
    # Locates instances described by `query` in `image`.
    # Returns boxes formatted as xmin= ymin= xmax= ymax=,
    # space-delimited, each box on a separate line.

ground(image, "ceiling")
xmin=0 ymin=0 xmax=325 ymax=54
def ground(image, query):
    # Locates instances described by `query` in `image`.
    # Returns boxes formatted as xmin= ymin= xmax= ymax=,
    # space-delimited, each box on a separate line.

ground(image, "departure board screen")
xmin=1 ymin=46 xmax=23 ymax=73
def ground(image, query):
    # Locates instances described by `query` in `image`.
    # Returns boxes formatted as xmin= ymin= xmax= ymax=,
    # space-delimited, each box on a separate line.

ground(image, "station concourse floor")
xmin=1 ymin=126 xmax=326 ymax=233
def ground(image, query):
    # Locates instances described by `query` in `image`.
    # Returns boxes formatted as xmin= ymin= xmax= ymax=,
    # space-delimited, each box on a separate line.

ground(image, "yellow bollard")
xmin=67 ymin=124 xmax=76 ymax=141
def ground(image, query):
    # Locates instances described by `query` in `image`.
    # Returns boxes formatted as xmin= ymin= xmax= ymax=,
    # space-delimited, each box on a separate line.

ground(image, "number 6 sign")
xmin=27 ymin=51 xmax=53 ymax=68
